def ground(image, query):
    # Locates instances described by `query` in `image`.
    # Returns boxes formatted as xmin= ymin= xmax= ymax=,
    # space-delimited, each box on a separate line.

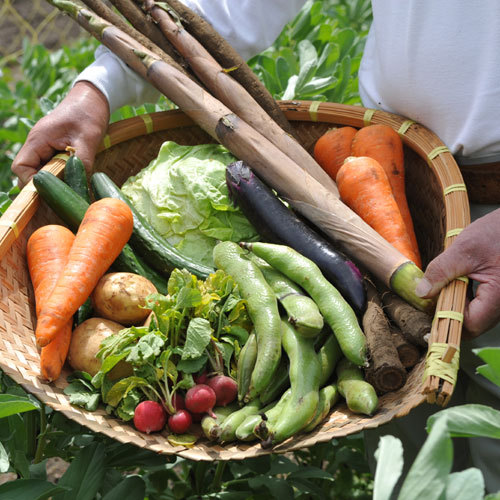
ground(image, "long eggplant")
xmin=226 ymin=161 xmax=366 ymax=315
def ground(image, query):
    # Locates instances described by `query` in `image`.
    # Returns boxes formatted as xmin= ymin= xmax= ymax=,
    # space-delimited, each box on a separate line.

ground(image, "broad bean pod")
xmin=213 ymin=241 xmax=282 ymax=400
xmin=237 ymin=332 xmax=257 ymax=402
xmin=265 ymin=320 xmax=321 ymax=446
xmin=249 ymin=254 xmax=324 ymax=337
xmin=336 ymin=358 xmax=378 ymax=416
xmin=241 ymin=242 xmax=367 ymax=367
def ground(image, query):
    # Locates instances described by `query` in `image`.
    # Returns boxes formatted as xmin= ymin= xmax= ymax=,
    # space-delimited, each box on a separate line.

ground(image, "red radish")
xmin=194 ymin=371 xmax=208 ymax=384
xmin=168 ymin=410 xmax=193 ymax=434
xmin=171 ymin=393 xmax=185 ymax=412
xmin=185 ymin=384 xmax=217 ymax=417
xmin=133 ymin=401 xmax=166 ymax=434
xmin=207 ymin=375 xmax=238 ymax=407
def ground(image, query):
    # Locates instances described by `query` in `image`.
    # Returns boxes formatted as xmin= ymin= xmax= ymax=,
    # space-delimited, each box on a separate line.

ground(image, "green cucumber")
xmin=32 ymin=170 xmax=167 ymax=294
xmin=64 ymin=153 xmax=90 ymax=203
xmin=91 ymin=172 xmax=214 ymax=280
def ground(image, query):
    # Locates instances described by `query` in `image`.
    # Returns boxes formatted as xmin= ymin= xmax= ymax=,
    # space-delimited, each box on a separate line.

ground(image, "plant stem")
xmin=33 ymin=404 xmax=48 ymax=464
xmin=211 ymin=461 xmax=226 ymax=492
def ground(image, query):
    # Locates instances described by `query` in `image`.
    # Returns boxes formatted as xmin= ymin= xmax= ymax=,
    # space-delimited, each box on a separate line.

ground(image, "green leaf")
xmin=182 ymin=318 xmax=213 ymax=360
xmin=398 ymin=417 xmax=452 ymax=500
xmin=115 ymin=389 xmax=141 ymax=421
xmin=288 ymin=466 xmax=334 ymax=480
xmin=0 ymin=394 xmax=39 ymax=418
xmin=101 ymin=476 xmax=146 ymax=500
xmin=426 ymin=404 xmax=500 ymax=439
xmin=444 ymin=468 xmax=484 ymax=500
xmin=63 ymin=380 xmax=101 ymax=412
xmin=295 ymin=40 xmax=318 ymax=91
xmin=55 ymin=442 xmax=106 ymax=500
xmin=248 ymin=476 xmax=294 ymax=497
xmin=373 ymin=435 xmax=404 ymax=500
xmin=126 ymin=332 xmax=165 ymax=365
xmin=177 ymin=354 xmax=208 ymax=374
xmin=0 ymin=479 xmax=68 ymax=500
xmin=474 ymin=347 xmax=500 ymax=387
xmin=104 ymin=377 xmax=150 ymax=407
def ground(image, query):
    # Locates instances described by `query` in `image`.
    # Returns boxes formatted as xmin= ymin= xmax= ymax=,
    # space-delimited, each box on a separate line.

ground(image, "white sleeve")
xmin=73 ymin=0 xmax=307 ymax=113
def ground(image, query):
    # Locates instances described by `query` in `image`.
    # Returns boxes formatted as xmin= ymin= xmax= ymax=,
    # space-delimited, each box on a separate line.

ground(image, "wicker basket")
xmin=0 ymin=101 xmax=470 ymax=461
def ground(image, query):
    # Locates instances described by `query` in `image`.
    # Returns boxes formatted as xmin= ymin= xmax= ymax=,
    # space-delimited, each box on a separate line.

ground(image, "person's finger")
xmin=464 ymin=280 xmax=500 ymax=337
xmin=70 ymin=137 xmax=98 ymax=175
xmin=415 ymin=243 xmax=475 ymax=298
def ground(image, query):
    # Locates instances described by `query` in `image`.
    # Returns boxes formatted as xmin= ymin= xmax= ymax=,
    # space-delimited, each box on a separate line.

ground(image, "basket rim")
xmin=0 ymin=100 xmax=469 ymax=460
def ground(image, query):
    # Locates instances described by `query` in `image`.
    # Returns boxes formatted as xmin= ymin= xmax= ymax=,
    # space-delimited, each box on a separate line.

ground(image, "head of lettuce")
xmin=121 ymin=141 xmax=259 ymax=268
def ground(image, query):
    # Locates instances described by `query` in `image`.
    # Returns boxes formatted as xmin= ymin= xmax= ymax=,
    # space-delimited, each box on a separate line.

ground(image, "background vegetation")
xmin=1 ymin=1 xmax=500 ymax=499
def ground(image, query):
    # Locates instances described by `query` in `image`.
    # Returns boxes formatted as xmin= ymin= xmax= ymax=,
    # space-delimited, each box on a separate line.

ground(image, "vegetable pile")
xmin=27 ymin=126 xmax=431 ymax=449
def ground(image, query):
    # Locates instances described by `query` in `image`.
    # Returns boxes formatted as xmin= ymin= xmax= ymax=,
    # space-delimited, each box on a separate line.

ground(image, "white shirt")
xmin=359 ymin=1 xmax=500 ymax=165
xmin=75 ymin=0 xmax=500 ymax=164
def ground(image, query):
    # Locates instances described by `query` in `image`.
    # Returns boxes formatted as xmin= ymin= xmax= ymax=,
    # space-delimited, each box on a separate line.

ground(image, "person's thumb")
xmin=415 ymin=246 xmax=472 ymax=299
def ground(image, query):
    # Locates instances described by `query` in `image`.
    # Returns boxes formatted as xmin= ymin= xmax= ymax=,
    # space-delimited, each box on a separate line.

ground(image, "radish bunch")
xmin=133 ymin=376 xmax=238 ymax=435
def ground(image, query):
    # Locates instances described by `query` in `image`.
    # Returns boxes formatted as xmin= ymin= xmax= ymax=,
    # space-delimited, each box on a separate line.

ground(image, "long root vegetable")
xmin=27 ymin=225 xmax=75 ymax=381
xmin=35 ymin=198 xmax=134 ymax=348
xmin=351 ymin=124 xmax=421 ymax=267
xmin=381 ymin=289 xmax=432 ymax=348
xmin=362 ymin=280 xmax=407 ymax=394
xmin=391 ymin=327 xmax=421 ymax=368
xmin=336 ymin=156 xmax=420 ymax=266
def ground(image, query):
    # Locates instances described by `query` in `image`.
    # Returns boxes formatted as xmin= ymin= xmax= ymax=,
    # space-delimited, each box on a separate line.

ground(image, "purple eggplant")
xmin=226 ymin=160 xmax=366 ymax=314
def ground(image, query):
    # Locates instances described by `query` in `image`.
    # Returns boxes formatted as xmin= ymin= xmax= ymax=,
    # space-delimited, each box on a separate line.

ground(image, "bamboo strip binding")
xmin=0 ymin=102 xmax=469 ymax=460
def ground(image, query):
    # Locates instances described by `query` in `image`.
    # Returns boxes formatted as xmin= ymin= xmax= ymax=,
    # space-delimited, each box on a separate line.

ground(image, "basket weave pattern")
xmin=0 ymin=102 xmax=469 ymax=460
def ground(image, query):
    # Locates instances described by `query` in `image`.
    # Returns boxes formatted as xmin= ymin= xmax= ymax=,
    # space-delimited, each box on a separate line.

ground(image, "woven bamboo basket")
xmin=0 ymin=101 xmax=470 ymax=461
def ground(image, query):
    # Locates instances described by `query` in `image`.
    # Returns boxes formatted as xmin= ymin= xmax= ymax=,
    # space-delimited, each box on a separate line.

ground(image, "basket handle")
xmin=0 ymin=154 xmax=68 ymax=260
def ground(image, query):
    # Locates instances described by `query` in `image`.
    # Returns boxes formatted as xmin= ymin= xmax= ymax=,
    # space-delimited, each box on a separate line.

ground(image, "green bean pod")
xmin=242 ymin=242 xmax=367 ymax=367
xmin=234 ymin=398 xmax=284 ymax=442
xmin=303 ymin=384 xmax=339 ymax=433
xmin=259 ymin=356 xmax=289 ymax=406
xmin=253 ymin=388 xmax=292 ymax=441
xmin=201 ymin=404 xmax=239 ymax=441
xmin=250 ymin=255 xmax=324 ymax=338
xmin=213 ymin=242 xmax=282 ymax=400
xmin=265 ymin=320 xmax=320 ymax=446
xmin=219 ymin=398 xmax=262 ymax=443
xmin=336 ymin=358 xmax=378 ymax=416
xmin=237 ymin=332 xmax=257 ymax=402
xmin=317 ymin=334 xmax=343 ymax=387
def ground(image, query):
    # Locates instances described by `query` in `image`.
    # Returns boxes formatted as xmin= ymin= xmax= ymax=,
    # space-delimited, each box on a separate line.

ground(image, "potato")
xmin=68 ymin=317 xmax=131 ymax=378
xmin=91 ymin=272 xmax=157 ymax=326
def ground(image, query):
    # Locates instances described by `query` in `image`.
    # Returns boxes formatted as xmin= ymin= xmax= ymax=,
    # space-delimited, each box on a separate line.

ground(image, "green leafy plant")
xmin=247 ymin=0 xmax=371 ymax=104
xmin=373 ymin=347 xmax=500 ymax=500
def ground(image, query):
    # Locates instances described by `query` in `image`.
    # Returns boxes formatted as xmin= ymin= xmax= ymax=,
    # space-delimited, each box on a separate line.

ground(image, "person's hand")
xmin=415 ymin=208 xmax=500 ymax=337
xmin=11 ymin=81 xmax=110 ymax=186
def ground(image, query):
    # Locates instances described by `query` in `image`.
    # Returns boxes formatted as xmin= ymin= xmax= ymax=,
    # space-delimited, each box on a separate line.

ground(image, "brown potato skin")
xmin=91 ymin=272 xmax=157 ymax=326
xmin=68 ymin=317 xmax=130 ymax=378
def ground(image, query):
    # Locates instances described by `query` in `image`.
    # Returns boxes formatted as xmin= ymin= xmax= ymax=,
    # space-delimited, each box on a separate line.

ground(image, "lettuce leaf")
xmin=121 ymin=141 xmax=259 ymax=266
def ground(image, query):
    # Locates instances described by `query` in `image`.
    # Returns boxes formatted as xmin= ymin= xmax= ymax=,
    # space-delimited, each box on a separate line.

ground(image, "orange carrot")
xmin=35 ymin=198 xmax=134 ymax=348
xmin=313 ymin=126 xmax=357 ymax=181
xmin=336 ymin=156 xmax=420 ymax=266
xmin=27 ymin=225 xmax=75 ymax=381
xmin=351 ymin=124 xmax=421 ymax=267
